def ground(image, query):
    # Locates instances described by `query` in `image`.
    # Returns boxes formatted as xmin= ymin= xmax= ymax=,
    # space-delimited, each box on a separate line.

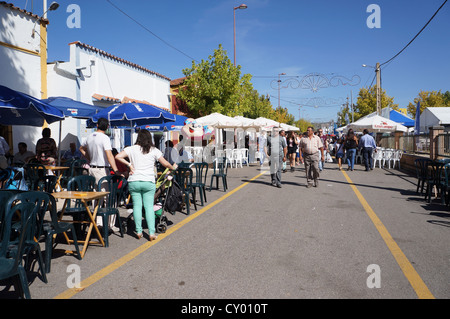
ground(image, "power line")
xmin=106 ymin=0 xmax=198 ymax=63
xmin=380 ymin=0 xmax=448 ymax=66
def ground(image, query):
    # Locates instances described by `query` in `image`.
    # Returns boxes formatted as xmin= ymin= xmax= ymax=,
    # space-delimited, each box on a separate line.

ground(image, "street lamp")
xmin=233 ymin=4 xmax=248 ymax=66
xmin=362 ymin=63 xmax=381 ymax=115
xmin=31 ymin=1 xmax=59 ymax=37
xmin=278 ymin=73 xmax=286 ymax=108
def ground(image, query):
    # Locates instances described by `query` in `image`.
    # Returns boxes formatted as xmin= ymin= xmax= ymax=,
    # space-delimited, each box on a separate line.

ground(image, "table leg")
xmin=78 ymin=199 xmax=105 ymax=258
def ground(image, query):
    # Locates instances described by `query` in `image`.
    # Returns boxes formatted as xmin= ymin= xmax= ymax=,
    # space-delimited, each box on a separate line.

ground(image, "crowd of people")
xmin=256 ymin=126 xmax=378 ymax=189
xmin=0 ymin=119 xmax=378 ymax=241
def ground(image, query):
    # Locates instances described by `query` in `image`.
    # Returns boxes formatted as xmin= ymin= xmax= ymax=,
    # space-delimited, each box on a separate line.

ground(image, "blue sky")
xmin=11 ymin=0 xmax=450 ymax=122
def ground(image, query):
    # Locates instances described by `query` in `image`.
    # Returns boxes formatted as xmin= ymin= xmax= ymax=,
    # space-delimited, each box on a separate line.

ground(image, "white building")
xmin=0 ymin=1 xmax=49 ymax=153
xmin=1 ymin=1 xmax=172 ymax=154
xmin=47 ymin=41 xmax=172 ymax=150
xmin=420 ymin=107 xmax=450 ymax=132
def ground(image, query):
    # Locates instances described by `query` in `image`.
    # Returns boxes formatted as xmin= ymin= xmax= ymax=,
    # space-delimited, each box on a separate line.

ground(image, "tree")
xmin=177 ymin=44 xmax=253 ymax=118
xmin=243 ymin=91 xmax=272 ymax=119
xmin=354 ymin=86 xmax=398 ymax=120
xmin=270 ymin=106 xmax=295 ymax=125
xmin=406 ymin=90 xmax=450 ymax=117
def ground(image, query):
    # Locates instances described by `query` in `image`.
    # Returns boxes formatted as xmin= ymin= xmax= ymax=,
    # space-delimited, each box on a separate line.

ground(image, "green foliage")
xmin=406 ymin=90 xmax=450 ymax=117
xmin=177 ymin=44 xmax=296 ymax=122
xmin=177 ymin=44 xmax=253 ymax=118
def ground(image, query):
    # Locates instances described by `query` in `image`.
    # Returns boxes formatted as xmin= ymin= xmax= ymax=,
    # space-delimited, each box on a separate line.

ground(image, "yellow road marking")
xmin=54 ymin=170 xmax=268 ymax=299
xmin=341 ymin=170 xmax=434 ymax=299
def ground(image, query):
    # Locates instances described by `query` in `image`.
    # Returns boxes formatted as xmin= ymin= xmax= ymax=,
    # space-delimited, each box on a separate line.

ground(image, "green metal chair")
xmin=24 ymin=163 xmax=47 ymax=191
xmin=191 ymin=162 xmax=208 ymax=206
xmin=209 ymin=157 xmax=228 ymax=192
xmin=11 ymin=191 xmax=49 ymax=283
xmin=96 ymin=175 xmax=125 ymax=247
xmin=174 ymin=167 xmax=197 ymax=215
xmin=62 ymin=175 xmax=96 ymax=238
xmin=0 ymin=200 xmax=35 ymax=299
xmin=441 ymin=163 xmax=450 ymax=206
xmin=424 ymin=161 xmax=446 ymax=203
xmin=414 ymin=158 xmax=432 ymax=195
xmin=43 ymin=194 xmax=81 ymax=273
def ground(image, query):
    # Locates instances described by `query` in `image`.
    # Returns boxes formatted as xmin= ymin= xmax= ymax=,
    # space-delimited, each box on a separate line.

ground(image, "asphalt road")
xmin=2 ymin=159 xmax=449 ymax=301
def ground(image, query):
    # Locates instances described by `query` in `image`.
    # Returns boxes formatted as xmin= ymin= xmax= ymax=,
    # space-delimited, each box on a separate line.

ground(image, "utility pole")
xmin=376 ymin=62 xmax=381 ymax=115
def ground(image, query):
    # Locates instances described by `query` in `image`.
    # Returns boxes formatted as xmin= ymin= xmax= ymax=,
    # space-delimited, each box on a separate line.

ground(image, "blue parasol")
xmin=137 ymin=114 xmax=187 ymax=132
xmin=42 ymin=96 xmax=100 ymax=118
xmin=0 ymin=85 xmax=65 ymax=126
xmin=88 ymin=102 xmax=175 ymax=128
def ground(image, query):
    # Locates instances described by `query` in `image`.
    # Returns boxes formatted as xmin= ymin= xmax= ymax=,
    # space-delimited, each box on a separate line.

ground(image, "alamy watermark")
xmin=367 ymin=4 xmax=381 ymax=29
xmin=366 ymin=264 xmax=381 ymax=288
xmin=66 ymin=4 xmax=81 ymax=29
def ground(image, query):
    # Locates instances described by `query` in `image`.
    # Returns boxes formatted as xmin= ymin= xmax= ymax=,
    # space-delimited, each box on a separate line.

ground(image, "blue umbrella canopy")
xmin=137 ymin=114 xmax=187 ymax=132
xmin=42 ymin=96 xmax=100 ymax=118
xmin=88 ymin=102 xmax=175 ymax=127
xmin=0 ymin=85 xmax=65 ymax=126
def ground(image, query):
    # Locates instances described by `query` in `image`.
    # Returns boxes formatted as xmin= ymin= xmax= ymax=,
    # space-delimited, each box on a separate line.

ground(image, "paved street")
xmin=2 ymin=160 xmax=449 ymax=300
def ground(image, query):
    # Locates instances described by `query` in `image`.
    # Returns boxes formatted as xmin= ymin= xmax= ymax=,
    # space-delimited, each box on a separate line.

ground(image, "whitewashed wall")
xmin=0 ymin=5 xmax=44 ymax=153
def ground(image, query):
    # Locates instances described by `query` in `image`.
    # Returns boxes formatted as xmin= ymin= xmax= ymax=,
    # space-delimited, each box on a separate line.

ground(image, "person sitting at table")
xmin=36 ymin=127 xmax=57 ymax=166
xmin=13 ymin=142 xmax=35 ymax=166
xmin=61 ymin=142 xmax=82 ymax=164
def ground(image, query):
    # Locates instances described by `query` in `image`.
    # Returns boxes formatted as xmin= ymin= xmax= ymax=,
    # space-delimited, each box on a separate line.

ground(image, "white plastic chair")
xmin=355 ymin=148 xmax=363 ymax=164
xmin=192 ymin=146 xmax=203 ymax=163
xmin=372 ymin=149 xmax=384 ymax=168
xmin=225 ymin=149 xmax=234 ymax=168
xmin=390 ymin=150 xmax=402 ymax=169
xmin=232 ymin=149 xmax=243 ymax=168
xmin=383 ymin=149 xmax=394 ymax=169
xmin=240 ymin=148 xmax=249 ymax=167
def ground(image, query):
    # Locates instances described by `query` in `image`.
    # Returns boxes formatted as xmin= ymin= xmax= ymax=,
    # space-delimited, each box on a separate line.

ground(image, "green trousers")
xmin=129 ymin=181 xmax=156 ymax=235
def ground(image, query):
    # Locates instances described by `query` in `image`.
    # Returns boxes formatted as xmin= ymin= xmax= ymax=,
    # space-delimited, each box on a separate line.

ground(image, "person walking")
xmin=286 ymin=131 xmax=298 ymax=172
xmin=343 ymin=129 xmax=358 ymax=171
xmin=79 ymin=118 xmax=121 ymax=231
xmin=265 ymin=127 xmax=287 ymax=188
xmin=334 ymin=138 xmax=345 ymax=170
xmin=258 ymin=130 xmax=268 ymax=167
xmin=115 ymin=129 xmax=177 ymax=240
xmin=318 ymin=129 xmax=328 ymax=171
xmin=280 ymin=130 xmax=288 ymax=173
xmin=359 ymin=129 xmax=377 ymax=171
xmin=299 ymin=126 xmax=324 ymax=188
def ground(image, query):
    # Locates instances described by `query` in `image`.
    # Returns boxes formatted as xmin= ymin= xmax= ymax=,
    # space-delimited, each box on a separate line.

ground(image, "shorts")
xmin=336 ymin=153 xmax=344 ymax=159
xmin=288 ymin=147 xmax=297 ymax=154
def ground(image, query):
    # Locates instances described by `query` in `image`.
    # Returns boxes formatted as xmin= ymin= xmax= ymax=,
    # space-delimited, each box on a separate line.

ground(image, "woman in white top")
xmin=116 ymin=130 xmax=177 ymax=240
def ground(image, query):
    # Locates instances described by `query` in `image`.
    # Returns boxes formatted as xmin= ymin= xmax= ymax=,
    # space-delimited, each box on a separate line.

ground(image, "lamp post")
xmin=233 ymin=4 xmax=247 ymax=66
xmin=362 ymin=63 xmax=381 ymax=115
xmin=278 ymin=73 xmax=286 ymax=108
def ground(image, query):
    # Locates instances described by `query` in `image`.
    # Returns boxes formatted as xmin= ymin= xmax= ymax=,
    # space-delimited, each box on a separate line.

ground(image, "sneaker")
xmin=110 ymin=226 xmax=120 ymax=234
xmin=306 ymin=184 xmax=313 ymax=188
xmin=314 ymin=180 xmax=319 ymax=187
xmin=277 ymin=184 xmax=282 ymax=188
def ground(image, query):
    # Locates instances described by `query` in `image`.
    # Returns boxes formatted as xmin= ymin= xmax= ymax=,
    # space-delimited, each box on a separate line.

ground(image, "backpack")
xmin=164 ymin=180 xmax=183 ymax=214
xmin=344 ymin=138 xmax=357 ymax=150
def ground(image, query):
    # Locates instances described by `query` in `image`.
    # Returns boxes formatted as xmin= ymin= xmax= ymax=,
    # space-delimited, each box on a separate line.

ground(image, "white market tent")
xmin=195 ymin=112 xmax=242 ymax=128
xmin=347 ymin=114 xmax=407 ymax=132
xmin=280 ymin=123 xmax=300 ymax=131
xmin=419 ymin=107 xmax=450 ymax=132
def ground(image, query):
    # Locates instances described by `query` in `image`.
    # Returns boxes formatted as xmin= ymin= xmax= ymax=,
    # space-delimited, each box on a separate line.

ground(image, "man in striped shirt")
xmin=299 ymin=126 xmax=324 ymax=188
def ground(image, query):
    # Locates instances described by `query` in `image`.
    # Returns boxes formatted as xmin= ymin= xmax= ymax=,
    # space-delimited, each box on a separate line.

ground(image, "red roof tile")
xmin=0 ymin=1 xmax=49 ymax=25
xmin=69 ymin=41 xmax=171 ymax=81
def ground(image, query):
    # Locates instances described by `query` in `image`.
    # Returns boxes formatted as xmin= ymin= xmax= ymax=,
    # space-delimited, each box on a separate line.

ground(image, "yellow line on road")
xmin=54 ymin=170 xmax=268 ymax=299
xmin=341 ymin=170 xmax=434 ymax=299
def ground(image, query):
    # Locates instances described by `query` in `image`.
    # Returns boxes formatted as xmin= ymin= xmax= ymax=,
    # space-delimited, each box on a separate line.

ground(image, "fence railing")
xmin=378 ymin=132 xmax=449 ymax=158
